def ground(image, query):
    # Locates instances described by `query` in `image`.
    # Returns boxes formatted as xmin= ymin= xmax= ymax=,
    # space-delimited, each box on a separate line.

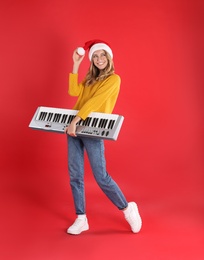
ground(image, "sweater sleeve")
xmin=77 ymin=74 xmax=120 ymax=120
xmin=68 ymin=73 xmax=83 ymax=96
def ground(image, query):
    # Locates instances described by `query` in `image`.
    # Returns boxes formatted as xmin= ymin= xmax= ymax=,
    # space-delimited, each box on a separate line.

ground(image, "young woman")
xmin=65 ymin=40 xmax=142 ymax=235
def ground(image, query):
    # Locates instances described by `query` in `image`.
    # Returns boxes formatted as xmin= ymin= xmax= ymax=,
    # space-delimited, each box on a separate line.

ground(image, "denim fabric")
xmin=67 ymin=136 xmax=128 ymax=215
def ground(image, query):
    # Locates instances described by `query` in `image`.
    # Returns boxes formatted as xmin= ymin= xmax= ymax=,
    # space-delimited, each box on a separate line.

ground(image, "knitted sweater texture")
xmin=68 ymin=73 xmax=120 ymax=120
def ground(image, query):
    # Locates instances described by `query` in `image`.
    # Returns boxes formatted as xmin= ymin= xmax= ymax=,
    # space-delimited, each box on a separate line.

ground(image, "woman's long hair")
xmin=84 ymin=51 xmax=115 ymax=86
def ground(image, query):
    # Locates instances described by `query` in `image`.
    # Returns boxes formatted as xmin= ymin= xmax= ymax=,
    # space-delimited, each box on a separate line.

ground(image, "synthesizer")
xmin=29 ymin=106 xmax=124 ymax=141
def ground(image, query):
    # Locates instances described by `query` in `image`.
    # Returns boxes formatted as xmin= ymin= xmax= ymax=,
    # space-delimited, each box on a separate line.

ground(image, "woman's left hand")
xmin=65 ymin=123 xmax=77 ymax=137
xmin=65 ymin=116 xmax=81 ymax=137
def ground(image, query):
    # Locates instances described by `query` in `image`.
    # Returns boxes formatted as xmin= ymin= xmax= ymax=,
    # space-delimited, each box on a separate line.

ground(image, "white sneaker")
xmin=124 ymin=202 xmax=142 ymax=233
xmin=67 ymin=216 xmax=89 ymax=235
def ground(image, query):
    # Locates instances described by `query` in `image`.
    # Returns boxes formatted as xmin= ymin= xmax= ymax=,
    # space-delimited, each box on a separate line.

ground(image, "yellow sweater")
xmin=68 ymin=73 xmax=121 ymax=120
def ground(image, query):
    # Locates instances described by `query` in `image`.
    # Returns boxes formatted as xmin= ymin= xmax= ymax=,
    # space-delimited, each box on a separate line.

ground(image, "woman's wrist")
xmin=72 ymin=63 xmax=79 ymax=74
xmin=71 ymin=115 xmax=81 ymax=125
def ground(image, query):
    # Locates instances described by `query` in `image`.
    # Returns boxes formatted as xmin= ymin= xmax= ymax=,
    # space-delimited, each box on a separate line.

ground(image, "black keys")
xmin=38 ymin=112 xmax=47 ymax=121
xmin=108 ymin=119 xmax=115 ymax=129
xmin=61 ymin=114 xmax=68 ymax=124
xmin=52 ymin=113 xmax=61 ymax=123
xmin=47 ymin=113 xmax=53 ymax=121
xmin=38 ymin=111 xmax=115 ymax=130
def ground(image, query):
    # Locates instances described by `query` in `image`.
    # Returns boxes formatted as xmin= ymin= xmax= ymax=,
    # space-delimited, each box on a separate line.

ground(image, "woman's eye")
xmin=93 ymin=53 xmax=106 ymax=59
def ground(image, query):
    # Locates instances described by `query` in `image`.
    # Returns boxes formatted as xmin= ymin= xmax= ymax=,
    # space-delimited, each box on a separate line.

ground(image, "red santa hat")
xmin=77 ymin=39 xmax=113 ymax=60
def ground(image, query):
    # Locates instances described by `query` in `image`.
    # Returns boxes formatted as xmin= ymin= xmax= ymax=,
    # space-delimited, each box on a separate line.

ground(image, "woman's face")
xmin=92 ymin=50 xmax=108 ymax=70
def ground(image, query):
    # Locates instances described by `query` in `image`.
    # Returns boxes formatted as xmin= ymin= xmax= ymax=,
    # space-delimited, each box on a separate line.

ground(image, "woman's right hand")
xmin=73 ymin=49 xmax=85 ymax=64
xmin=72 ymin=49 xmax=85 ymax=73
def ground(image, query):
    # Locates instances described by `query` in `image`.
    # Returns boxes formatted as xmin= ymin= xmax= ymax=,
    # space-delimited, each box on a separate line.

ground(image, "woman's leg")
xmin=82 ymin=137 xmax=128 ymax=210
xmin=67 ymin=136 xmax=86 ymax=215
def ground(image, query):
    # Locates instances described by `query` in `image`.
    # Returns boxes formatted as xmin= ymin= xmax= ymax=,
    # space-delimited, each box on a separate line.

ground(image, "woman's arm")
xmin=68 ymin=50 xmax=85 ymax=96
xmin=65 ymin=50 xmax=85 ymax=136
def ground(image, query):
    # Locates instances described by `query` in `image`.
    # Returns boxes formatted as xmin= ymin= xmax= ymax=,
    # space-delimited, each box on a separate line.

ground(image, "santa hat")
xmin=77 ymin=39 xmax=113 ymax=60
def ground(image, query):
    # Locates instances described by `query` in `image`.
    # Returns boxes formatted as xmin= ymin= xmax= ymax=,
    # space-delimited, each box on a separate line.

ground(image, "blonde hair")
xmin=84 ymin=51 xmax=115 ymax=86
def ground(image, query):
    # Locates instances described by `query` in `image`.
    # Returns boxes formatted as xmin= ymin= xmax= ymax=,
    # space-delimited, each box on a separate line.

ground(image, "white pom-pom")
xmin=77 ymin=47 xmax=85 ymax=56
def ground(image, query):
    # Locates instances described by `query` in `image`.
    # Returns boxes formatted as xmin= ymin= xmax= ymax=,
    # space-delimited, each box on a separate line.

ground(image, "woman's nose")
xmin=98 ymin=55 xmax=104 ymax=61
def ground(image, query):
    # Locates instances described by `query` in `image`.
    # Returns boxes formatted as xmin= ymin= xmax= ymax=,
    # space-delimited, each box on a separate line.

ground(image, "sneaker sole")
xmin=67 ymin=223 xmax=89 ymax=235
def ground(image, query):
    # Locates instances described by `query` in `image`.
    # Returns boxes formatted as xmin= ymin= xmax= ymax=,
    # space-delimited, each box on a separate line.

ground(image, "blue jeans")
xmin=67 ymin=136 xmax=128 ymax=215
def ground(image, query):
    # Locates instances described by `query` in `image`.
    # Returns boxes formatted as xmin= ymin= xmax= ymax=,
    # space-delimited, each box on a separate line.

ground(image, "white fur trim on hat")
xmin=88 ymin=43 xmax=113 ymax=60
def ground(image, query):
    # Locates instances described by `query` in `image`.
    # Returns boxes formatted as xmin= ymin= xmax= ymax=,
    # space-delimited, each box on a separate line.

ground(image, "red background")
xmin=0 ymin=0 xmax=203 ymax=259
